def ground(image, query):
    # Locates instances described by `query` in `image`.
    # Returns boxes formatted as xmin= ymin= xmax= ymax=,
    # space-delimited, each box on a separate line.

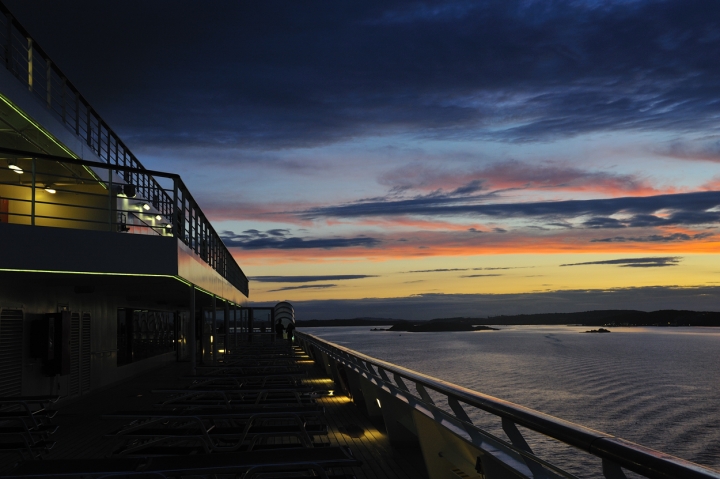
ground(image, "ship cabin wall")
xmin=0 ymin=278 xmax=189 ymax=402
xmin=0 ymin=180 xmax=111 ymax=231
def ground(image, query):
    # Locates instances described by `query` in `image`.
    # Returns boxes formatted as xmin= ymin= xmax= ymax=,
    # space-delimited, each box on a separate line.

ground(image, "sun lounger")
xmin=195 ymin=365 xmax=303 ymax=376
xmin=6 ymin=445 xmax=361 ymax=477
xmin=0 ymin=437 xmax=55 ymax=461
xmin=107 ymin=413 xmax=328 ymax=455
xmin=153 ymin=388 xmax=319 ymax=408
xmin=104 ymin=404 xmax=325 ymax=420
xmin=184 ymin=375 xmax=305 ymax=390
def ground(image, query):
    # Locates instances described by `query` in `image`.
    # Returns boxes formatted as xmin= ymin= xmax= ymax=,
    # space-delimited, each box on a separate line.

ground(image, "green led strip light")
xmin=0 ymin=92 xmax=108 ymax=189
xmin=0 ymin=268 xmax=244 ymax=306
xmin=0 ymin=92 xmax=78 ymax=159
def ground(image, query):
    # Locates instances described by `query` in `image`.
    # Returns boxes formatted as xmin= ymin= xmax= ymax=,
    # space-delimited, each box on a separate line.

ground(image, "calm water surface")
xmin=304 ymin=325 xmax=720 ymax=476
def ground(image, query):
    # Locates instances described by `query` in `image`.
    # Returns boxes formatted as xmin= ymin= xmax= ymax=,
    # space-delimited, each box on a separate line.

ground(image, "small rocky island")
xmin=583 ymin=328 xmax=611 ymax=333
xmin=385 ymin=318 xmax=498 ymax=332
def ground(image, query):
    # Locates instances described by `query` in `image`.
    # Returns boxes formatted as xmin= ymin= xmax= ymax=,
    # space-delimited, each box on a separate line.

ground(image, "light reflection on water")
xmin=305 ymin=325 xmax=720 ymax=478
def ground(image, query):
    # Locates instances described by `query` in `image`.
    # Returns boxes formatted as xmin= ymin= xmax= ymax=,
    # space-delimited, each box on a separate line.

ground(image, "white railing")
xmin=297 ymin=331 xmax=720 ymax=479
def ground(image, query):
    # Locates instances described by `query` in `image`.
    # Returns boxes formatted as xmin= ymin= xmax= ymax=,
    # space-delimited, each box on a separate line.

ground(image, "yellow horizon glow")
xmin=245 ymin=253 xmax=720 ymax=302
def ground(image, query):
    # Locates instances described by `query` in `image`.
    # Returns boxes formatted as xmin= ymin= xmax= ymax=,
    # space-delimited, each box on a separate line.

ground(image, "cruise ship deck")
xmin=0 ymin=2 xmax=719 ymax=478
xmin=0 ymin=338 xmax=428 ymax=479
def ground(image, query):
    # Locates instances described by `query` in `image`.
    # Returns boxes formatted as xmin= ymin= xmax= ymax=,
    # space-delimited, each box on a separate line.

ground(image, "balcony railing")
xmin=297 ymin=332 xmax=720 ymax=479
xmin=0 ymin=147 xmax=248 ymax=297
xmin=0 ymin=4 xmax=247 ymax=297
xmin=0 ymin=3 xmax=154 ymax=177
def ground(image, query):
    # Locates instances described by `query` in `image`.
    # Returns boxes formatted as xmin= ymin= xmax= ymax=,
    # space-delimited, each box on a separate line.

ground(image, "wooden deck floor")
xmin=0 ymin=354 xmax=429 ymax=479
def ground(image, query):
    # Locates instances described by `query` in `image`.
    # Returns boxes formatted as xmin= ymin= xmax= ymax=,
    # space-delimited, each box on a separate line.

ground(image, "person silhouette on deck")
xmin=286 ymin=322 xmax=295 ymax=342
xmin=275 ymin=321 xmax=285 ymax=339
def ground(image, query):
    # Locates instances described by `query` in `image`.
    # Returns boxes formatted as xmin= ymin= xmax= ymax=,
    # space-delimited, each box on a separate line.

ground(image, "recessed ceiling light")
xmin=155 ymin=215 xmax=162 ymax=220
xmin=44 ymin=187 xmax=56 ymax=194
xmin=142 ymin=203 xmax=150 ymax=211
xmin=8 ymin=164 xmax=20 ymax=171
xmin=12 ymin=168 xmax=23 ymax=174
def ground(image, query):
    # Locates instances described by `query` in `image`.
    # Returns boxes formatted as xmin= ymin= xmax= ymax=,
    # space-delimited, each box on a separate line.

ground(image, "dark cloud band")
xmin=252 ymin=275 xmax=377 ymax=283
xmin=221 ymin=229 xmax=380 ymax=250
xmin=560 ymin=257 xmax=681 ymax=268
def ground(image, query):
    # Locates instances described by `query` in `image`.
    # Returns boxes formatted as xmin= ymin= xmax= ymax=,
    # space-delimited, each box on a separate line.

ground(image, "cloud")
xmin=221 ymin=229 xmax=380 ymax=249
xmin=380 ymin=161 xmax=658 ymax=197
xmin=475 ymin=267 xmax=531 ymax=270
xmin=591 ymin=232 xmax=714 ymax=243
xmin=560 ymin=257 xmax=681 ymax=268
xmin=460 ymin=274 xmax=503 ymax=278
xmin=11 ymin=0 xmax=720 ymax=150
xmin=252 ymin=275 xmax=377 ymax=283
xmin=404 ymin=268 xmax=469 ymax=273
xmin=657 ymin=139 xmax=720 ymax=163
xmin=300 ymin=190 xmax=720 ymax=231
xmin=267 ymin=284 xmax=337 ymax=292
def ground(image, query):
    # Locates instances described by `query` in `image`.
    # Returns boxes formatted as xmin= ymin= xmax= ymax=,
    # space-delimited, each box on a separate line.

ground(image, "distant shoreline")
xmin=296 ymin=310 xmax=720 ymax=328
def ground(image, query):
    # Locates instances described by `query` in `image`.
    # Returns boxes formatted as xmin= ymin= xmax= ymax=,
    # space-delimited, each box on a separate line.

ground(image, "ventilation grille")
xmin=69 ymin=312 xmax=92 ymax=396
xmin=0 ymin=309 xmax=23 ymax=397
xmin=69 ymin=313 xmax=80 ymax=396
xmin=81 ymin=313 xmax=91 ymax=393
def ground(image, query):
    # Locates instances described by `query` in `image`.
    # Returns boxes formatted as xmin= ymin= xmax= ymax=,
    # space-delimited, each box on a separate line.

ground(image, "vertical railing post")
xmin=45 ymin=59 xmax=51 ymax=108
xmin=107 ymin=167 xmax=113 ymax=231
xmin=5 ymin=12 xmax=12 ymax=71
xmin=172 ymin=178 xmax=179 ymax=238
xmin=247 ymin=309 xmax=254 ymax=343
xmin=74 ymin=92 xmax=80 ymax=135
xmin=233 ymin=304 xmax=238 ymax=349
xmin=189 ymin=284 xmax=196 ymax=376
xmin=30 ymin=157 xmax=35 ymax=226
xmin=61 ymin=77 xmax=66 ymax=123
xmin=223 ymin=300 xmax=229 ymax=356
xmin=86 ymin=105 xmax=91 ymax=146
xmin=211 ymin=295 xmax=217 ymax=363
xmin=26 ymin=37 xmax=31 ymax=91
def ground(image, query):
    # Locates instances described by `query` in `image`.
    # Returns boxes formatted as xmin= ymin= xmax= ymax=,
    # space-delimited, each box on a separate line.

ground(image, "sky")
xmin=7 ymin=0 xmax=720 ymax=319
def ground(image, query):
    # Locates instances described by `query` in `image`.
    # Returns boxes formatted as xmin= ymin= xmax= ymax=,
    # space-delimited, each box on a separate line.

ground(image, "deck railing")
xmin=0 ymin=3 xmax=156 ymax=180
xmin=0 ymin=4 xmax=248 ymax=297
xmin=0 ymin=147 xmax=248 ymax=297
xmin=297 ymin=332 xmax=720 ymax=479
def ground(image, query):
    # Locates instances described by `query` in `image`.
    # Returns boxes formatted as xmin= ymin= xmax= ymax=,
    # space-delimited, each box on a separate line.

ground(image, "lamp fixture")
xmin=8 ymin=164 xmax=20 ymax=171
xmin=122 ymin=184 xmax=137 ymax=198
xmin=155 ymin=215 xmax=162 ymax=221
xmin=164 ymin=224 xmax=172 ymax=229
xmin=12 ymin=167 xmax=23 ymax=174
xmin=44 ymin=186 xmax=56 ymax=194
xmin=142 ymin=203 xmax=150 ymax=211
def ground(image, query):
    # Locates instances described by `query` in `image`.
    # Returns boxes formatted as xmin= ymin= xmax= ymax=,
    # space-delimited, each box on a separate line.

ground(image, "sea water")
xmin=305 ymin=325 xmax=720 ymax=477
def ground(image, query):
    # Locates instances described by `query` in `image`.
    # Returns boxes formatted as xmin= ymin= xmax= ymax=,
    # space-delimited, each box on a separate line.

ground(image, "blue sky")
xmin=9 ymin=0 xmax=720 ymax=318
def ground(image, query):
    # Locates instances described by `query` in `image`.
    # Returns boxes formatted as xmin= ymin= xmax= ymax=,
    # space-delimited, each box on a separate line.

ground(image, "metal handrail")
xmin=0 ymin=147 xmax=248 ymax=296
xmin=297 ymin=331 xmax=720 ymax=479
xmin=0 ymin=4 xmax=249 ymax=296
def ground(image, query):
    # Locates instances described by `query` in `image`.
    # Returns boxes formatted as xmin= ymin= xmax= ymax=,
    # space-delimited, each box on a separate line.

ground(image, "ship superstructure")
xmin=0 ymin=3 xmax=247 ymax=398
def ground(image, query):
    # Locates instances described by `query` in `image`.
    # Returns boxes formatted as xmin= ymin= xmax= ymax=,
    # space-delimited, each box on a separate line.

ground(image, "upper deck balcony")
xmin=0 ymin=4 xmax=248 ymax=303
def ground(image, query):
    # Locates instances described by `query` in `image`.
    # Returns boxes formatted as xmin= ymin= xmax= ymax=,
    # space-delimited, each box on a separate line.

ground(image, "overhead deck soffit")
xmin=0 ymin=212 xmax=246 ymax=305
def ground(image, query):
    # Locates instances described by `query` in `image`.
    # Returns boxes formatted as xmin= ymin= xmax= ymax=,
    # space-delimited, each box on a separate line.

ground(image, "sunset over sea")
xmin=9 ymin=1 xmax=720 ymax=318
